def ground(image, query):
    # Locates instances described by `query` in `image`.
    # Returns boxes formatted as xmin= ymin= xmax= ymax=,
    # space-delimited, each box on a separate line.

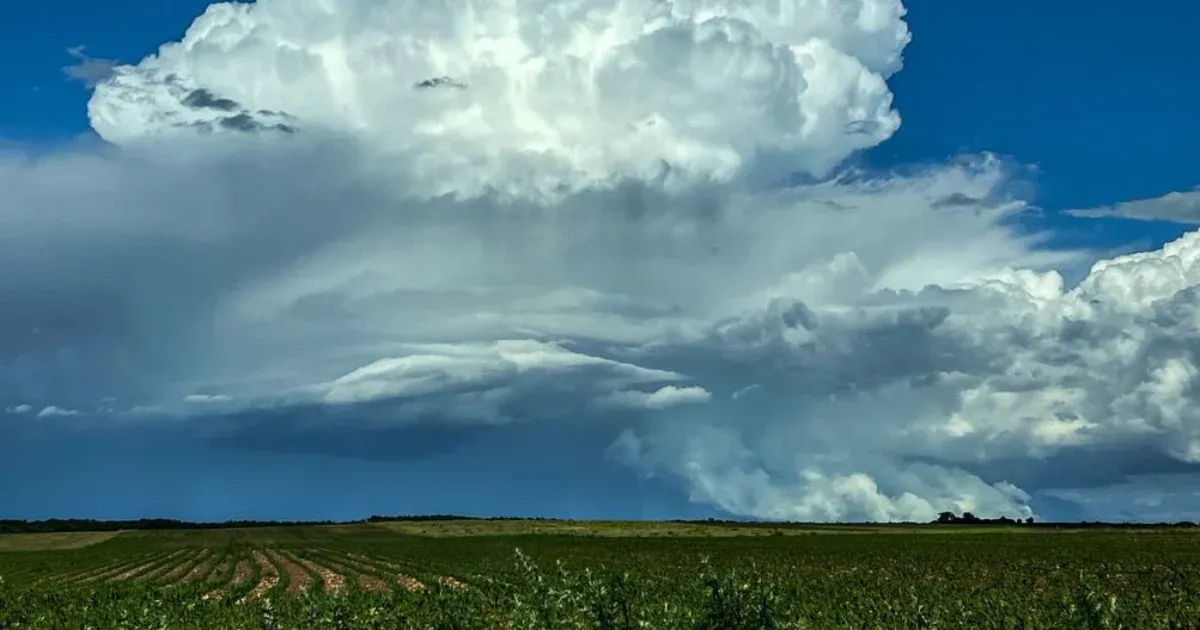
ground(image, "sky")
xmin=2 ymin=0 xmax=1200 ymax=523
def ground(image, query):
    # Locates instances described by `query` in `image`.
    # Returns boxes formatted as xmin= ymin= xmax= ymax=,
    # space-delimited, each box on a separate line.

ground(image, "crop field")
xmin=2 ymin=521 xmax=1199 ymax=629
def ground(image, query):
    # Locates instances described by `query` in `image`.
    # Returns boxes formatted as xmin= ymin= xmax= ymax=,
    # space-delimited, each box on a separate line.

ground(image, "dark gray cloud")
xmin=413 ymin=76 xmax=467 ymax=90
xmin=181 ymin=88 xmax=241 ymax=112
xmin=216 ymin=113 xmax=296 ymax=133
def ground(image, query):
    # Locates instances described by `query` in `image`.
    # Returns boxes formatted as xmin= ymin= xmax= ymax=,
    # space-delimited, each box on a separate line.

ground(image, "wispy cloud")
xmin=62 ymin=45 xmax=121 ymax=87
xmin=1066 ymin=187 xmax=1200 ymax=224
xmin=36 ymin=406 xmax=81 ymax=418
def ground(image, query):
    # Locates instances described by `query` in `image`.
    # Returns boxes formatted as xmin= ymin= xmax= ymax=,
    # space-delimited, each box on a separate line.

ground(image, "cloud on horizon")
xmin=5 ymin=0 xmax=1200 ymax=523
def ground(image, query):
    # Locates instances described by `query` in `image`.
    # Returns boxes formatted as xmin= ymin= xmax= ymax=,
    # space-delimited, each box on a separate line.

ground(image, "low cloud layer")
xmin=4 ymin=0 xmax=1200 ymax=523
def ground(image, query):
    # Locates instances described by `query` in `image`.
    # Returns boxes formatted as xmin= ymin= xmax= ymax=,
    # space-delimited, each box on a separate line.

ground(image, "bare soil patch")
xmin=236 ymin=551 xmax=280 ymax=604
xmin=110 ymin=561 xmax=162 ymax=582
xmin=341 ymin=551 xmax=430 ymax=591
xmin=203 ymin=558 xmax=252 ymax=602
xmin=231 ymin=558 xmax=254 ymax=584
xmin=440 ymin=576 xmax=468 ymax=589
xmin=45 ymin=554 xmax=151 ymax=587
xmin=293 ymin=554 xmax=347 ymax=593
xmin=357 ymin=572 xmax=390 ymax=592
xmin=111 ymin=550 xmax=189 ymax=582
xmin=181 ymin=552 xmax=217 ymax=583
xmin=141 ymin=549 xmax=206 ymax=583
xmin=397 ymin=573 xmax=427 ymax=591
xmin=161 ymin=550 xmax=213 ymax=587
xmin=268 ymin=550 xmax=313 ymax=595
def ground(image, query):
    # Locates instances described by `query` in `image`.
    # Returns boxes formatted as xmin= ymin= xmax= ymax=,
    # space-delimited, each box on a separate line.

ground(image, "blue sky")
xmin=2 ymin=1 xmax=1200 ymax=524
xmin=876 ymin=2 xmax=1199 ymax=253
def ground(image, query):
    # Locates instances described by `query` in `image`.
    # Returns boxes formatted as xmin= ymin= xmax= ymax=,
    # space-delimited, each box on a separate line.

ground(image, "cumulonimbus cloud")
xmin=4 ymin=0 xmax=1200 ymax=523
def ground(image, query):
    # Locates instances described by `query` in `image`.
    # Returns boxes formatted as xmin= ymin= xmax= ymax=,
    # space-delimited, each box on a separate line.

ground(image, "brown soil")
xmin=110 ymin=562 xmax=159 ymax=581
xmin=440 ymin=576 xmax=468 ymax=589
xmin=293 ymin=555 xmax=347 ymax=593
xmin=181 ymin=553 xmax=217 ymax=583
xmin=236 ymin=551 xmax=280 ymax=604
xmin=396 ymin=573 xmax=427 ymax=591
xmin=268 ymin=550 xmax=313 ymax=595
xmin=67 ymin=558 xmax=145 ymax=586
xmin=203 ymin=558 xmax=253 ymax=602
xmin=148 ymin=549 xmax=209 ymax=584
xmin=319 ymin=550 xmax=417 ymax=592
xmin=111 ymin=550 xmax=188 ymax=582
xmin=232 ymin=558 xmax=254 ymax=584
xmin=357 ymin=573 xmax=390 ymax=592
xmin=338 ymin=549 xmax=427 ymax=590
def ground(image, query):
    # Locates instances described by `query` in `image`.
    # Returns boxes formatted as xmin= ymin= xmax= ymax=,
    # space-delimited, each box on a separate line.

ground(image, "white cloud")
xmin=5 ymin=404 xmax=33 ymax=414
xmin=36 ymin=406 xmax=81 ymax=418
xmin=598 ymin=385 xmax=712 ymax=410
xmin=314 ymin=340 xmax=691 ymax=424
xmin=1066 ymin=187 xmax=1200 ymax=224
xmin=2 ymin=0 xmax=1200 ymax=523
xmin=87 ymin=0 xmax=909 ymax=200
xmin=182 ymin=394 xmax=233 ymax=404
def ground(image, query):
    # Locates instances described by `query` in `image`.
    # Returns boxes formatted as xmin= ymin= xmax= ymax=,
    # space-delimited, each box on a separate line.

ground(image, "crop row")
xmin=3 ymin=531 xmax=1200 ymax=628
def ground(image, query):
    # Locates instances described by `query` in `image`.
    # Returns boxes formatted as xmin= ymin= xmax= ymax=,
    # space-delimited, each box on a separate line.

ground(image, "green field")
xmin=2 ymin=520 xmax=1199 ymax=628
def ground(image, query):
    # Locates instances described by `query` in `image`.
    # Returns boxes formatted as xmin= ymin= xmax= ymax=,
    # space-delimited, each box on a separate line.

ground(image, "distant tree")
xmin=936 ymin=511 xmax=957 ymax=524
xmin=1025 ymin=516 xmax=1034 ymax=524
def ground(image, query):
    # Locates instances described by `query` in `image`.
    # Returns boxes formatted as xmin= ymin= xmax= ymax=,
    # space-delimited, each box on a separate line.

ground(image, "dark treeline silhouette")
xmin=2 ymin=514 xmax=1197 ymax=534
xmin=930 ymin=512 xmax=1200 ymax=528
xmin=669 ymin=515 xmax=1199 ymax=529
xmin=0 ymin=518 xmax=339 ymax=534
xmin=364 ymin=515 xmax=559 ymax=523
xmin=932 ymin=511 xmax=1033 ymax=525
xmin=0 ymin=515 xmax=561 ymax=534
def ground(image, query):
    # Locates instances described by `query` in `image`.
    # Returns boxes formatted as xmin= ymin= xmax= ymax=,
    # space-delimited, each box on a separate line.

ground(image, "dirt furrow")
xmin=140 ymin=549 xmax=205 ymax=583
xmin=180 ymin=552 xmax=218 ymax=583
xmin=267 ymin=550 xmax=313 ymax=595
xmin=53 ymin=555 xmax=150 ymax=587
xmin=292 ymin=554 xmax=346 ymax=593
xmin=202 ymin=557 xmax=252 ymax=602
xmin=440 ymin=576 xmax=468 ymax=589
xmin=236 ymin=551 xmax=280 ymax=604
xmin=357 ymin=572 xmax=390 ymax=592
xmin=110 ymin=550 xmax=190 ymax=582
xmin=161 ymin=549 xmax=213 ymax=587
xmin=397 ymin=573 xmax=427 ymax=591
xmin=339 ymin=551 xmax=429 ymax=591
xmin=314 ymin=552 xmax=392 ymax=592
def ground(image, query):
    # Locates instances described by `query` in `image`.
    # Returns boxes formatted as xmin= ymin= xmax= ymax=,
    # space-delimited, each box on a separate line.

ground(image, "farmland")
xmin=2 ymin=520 xmax=1199 ymax=628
